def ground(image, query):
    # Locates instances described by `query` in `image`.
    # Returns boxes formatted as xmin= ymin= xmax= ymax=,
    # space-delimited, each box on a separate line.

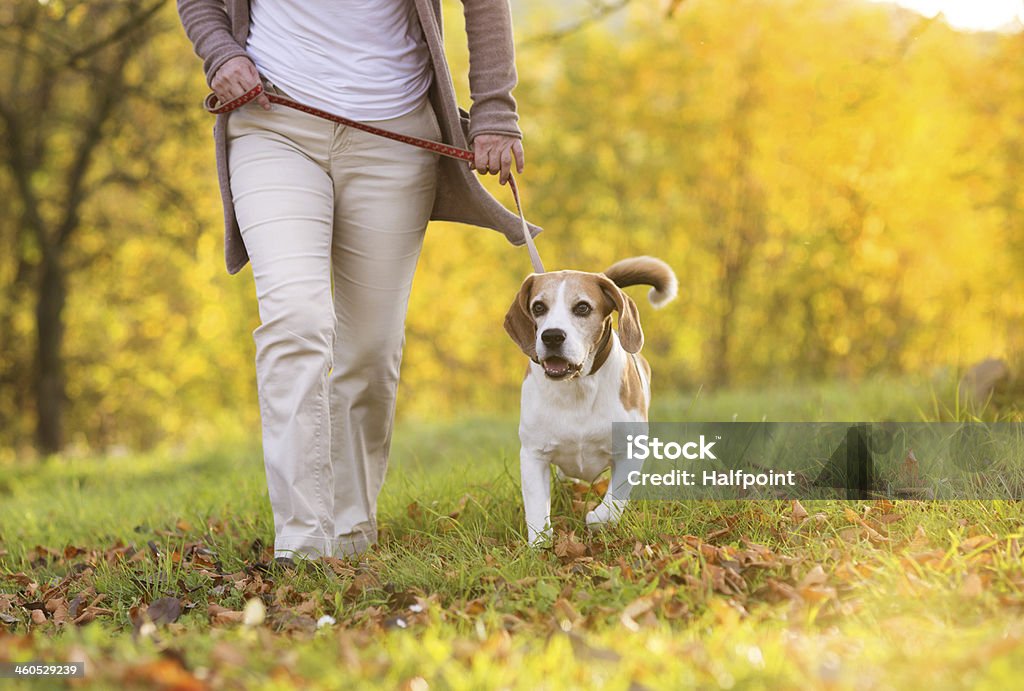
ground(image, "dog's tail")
xmin=603 ymin=256 xmax=678 ymax=309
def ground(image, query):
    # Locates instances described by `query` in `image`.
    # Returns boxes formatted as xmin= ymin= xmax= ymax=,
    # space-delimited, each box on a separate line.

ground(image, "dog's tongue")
xmin=543 ymin=357 xmax=571 ymax=377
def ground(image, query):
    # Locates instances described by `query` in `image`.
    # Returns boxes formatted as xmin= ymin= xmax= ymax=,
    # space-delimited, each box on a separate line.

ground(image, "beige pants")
xmin=226 ymin=86 xmax=441 ymax=559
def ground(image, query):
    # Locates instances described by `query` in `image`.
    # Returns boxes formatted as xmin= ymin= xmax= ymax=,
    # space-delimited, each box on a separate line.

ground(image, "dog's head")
xmin=504 ymin=270 xmax=643 ymax=381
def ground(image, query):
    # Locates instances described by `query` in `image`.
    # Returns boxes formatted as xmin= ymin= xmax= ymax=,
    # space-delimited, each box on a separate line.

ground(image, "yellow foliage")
xmin=2 ymin=1 xmax=1024 ymax=450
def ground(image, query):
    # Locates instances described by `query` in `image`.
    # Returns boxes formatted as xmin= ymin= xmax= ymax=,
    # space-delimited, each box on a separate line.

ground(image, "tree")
xmin=0 ymin=0 xmax=185 ymax=453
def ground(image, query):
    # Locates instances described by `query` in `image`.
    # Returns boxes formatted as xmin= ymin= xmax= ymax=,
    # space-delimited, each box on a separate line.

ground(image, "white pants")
xmin=226 ymin=87 xmax=441 ymax=559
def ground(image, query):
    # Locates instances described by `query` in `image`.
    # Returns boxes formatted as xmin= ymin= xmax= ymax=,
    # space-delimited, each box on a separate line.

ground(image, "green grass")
xmin=2 ymin=378 xmax=1024 ymax=689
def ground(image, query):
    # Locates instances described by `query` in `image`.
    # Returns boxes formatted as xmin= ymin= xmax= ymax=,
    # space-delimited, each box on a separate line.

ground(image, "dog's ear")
xmin=598 ymin=275 xmax=644 ymax=353
xmin=504 ymin=275 xmax=538 ymax=359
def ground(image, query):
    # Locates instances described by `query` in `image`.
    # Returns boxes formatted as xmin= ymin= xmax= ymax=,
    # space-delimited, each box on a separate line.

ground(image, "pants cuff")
xmin=335 ymin=528 xmax=376 ymax=557
xmin=275 ymin=535 xmax=334 ymax=561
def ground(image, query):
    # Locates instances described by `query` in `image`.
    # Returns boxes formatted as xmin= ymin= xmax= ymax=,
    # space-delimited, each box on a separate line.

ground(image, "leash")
xmin=206 ymin=83 xmax=545 ymax=274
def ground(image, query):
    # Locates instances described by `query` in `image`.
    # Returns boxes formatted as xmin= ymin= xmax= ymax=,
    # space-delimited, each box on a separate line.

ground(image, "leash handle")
xmin=206 ymin=84 xmax=545 ymax=273
xmin=506 ymin=175 xmax=544 ymax=275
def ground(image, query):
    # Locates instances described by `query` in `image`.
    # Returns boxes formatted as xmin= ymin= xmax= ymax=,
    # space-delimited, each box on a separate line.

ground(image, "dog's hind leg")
xmin=586 ymin=454 xmax=637 ymax=528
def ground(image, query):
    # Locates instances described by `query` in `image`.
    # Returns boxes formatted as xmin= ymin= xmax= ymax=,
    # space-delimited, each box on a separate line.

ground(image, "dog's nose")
xmin=541 ymin=329 xmax=566 ymax=347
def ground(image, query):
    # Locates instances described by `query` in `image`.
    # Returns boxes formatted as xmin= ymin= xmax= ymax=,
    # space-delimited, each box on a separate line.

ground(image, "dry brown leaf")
xmin=791 ymin=500 xmax=809 ymax=523
xmin=620 ymin=596 xmax=655 ymax=631
xmin=960 ymin=573 xmax=984 ymax=597
xmin=661 ymin=599 xmax=689 ymax=620
xmin=799 ymin=585 xmax=837 ymax=603
xmin=839 ymin=528 xmax=861 ymax=543
xmin=908 ymin=549 xmax=946 ymax=568
xmin=554 ymin=531 xmax=588 ymax=561
xmin=208 ymin=603 xmax=244 ymax=626
xmin=125 ymin=658 xmax=207 ymax=691
xmin=766 ymin=578 xmax=799 ymax=602
xmin=900 ymin=449 xmax=921 ymax=487
xmin=47 ymin=598 xmax=69 ymax=626
xmin=800 ymin=564 xmax=828 ymax=588
xmin=147 ymin=597 xmax=183 ymax=626
xmin=959 ymin=535 xmax=997 ymax=554
xmin=72 ymin=605 xmax=113 ymax=626
xmin=293 ymin=597 xmax=318 ymax=617
xmin=464 ymin=598 xmax=486 ymax=616
xmin=705 ymin=526 xmax=732 ymax=541
xmin=63 ymin=545 xmax=87 ymax=560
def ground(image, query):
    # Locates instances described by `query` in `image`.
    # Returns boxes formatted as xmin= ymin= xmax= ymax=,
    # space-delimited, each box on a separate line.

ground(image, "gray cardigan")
xmin=176 ymin=0 xmax=541 ymax=275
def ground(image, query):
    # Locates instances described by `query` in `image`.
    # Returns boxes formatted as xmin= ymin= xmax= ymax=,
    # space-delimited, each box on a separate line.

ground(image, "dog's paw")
xmin=586 ymin=500 xmax=625 ymax=528
xmin=527 ymin=527 xmax=554 ymax=548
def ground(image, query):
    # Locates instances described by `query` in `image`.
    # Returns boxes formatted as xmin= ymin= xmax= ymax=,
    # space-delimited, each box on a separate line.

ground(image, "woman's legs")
xmin=328 ymin=98 xmax=441 ymax=555
xmin=227 ymin=104 xmax=338 ymax=560
xmin=228 ymin=93 xmax=440 ymax=559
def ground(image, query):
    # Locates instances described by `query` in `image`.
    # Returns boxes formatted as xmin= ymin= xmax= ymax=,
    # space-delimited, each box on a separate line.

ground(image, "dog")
xmin=503 ymin=256 xmax=678 ymax=544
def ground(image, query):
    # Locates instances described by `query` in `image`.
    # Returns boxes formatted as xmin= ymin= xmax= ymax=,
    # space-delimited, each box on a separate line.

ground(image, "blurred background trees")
xmin=1 ymin=0 xmax=1022 ymax=458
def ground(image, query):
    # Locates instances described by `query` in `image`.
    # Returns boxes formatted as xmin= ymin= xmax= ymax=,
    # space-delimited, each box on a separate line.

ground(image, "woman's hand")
xmin=470 ymin=134 xmax=525 ymax=185
xmin=212 ymin=56 xmax=271 ymax=110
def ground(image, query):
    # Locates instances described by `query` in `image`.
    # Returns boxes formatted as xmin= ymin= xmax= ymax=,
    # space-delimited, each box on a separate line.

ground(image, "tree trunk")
xmin=35 ymin=253 xmax=66 ymax=455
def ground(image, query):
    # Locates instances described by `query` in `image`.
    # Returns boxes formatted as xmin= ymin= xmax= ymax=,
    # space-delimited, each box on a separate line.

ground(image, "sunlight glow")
xmin=869 ymin=0 xmax=1024 ymax=31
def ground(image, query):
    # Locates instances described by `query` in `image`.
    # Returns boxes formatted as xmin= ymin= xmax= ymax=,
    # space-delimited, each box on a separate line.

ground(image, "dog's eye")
xmin=531 ymin=302 xmax=548 ymax=316
xmin=573 ymin=302 xmax=592 ymax=317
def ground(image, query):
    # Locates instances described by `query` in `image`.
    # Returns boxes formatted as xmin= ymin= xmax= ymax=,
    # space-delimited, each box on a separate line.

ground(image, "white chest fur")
xmin=518 ymin=336 xmax=648 ymax=482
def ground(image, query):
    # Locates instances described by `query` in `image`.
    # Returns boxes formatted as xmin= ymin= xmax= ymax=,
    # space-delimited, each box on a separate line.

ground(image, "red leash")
xmin=205 ymin=83 xmax=545 ymax=273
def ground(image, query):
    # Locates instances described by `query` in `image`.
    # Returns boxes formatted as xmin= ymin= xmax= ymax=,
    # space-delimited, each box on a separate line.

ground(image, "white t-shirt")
xmin=246 ymin=0 xmax=433 ymax=121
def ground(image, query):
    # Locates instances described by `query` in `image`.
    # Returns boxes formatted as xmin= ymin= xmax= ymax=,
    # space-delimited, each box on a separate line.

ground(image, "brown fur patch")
xmin=620 ymin=353 xmax=650 ymax=414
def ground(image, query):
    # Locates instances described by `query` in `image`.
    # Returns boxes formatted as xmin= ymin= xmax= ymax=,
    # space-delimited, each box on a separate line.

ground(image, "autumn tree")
xmin=0 ymin=0 xmax=202 ymax=454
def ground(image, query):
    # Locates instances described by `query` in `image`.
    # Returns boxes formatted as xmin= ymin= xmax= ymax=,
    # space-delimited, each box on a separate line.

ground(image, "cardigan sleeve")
xmin=461 ymin=0 xmax=522 ymax=141
xmin=176 ymin=0 xmax=250 ymax=88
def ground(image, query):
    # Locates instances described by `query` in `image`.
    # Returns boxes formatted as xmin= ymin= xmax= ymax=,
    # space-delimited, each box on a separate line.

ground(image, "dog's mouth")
xmin=541 ymin=356 xmax=582 ymax=380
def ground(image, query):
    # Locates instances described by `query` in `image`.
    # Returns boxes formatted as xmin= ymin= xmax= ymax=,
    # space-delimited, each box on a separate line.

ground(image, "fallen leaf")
xmin=208 ymin=603 xmax=244 ymax=626
xmin=124 ymin=658 xmax=206 ymax=691
xmin=620 ymin=596 xmax=655 ymax=631
xmin=900 ymin=449 xmax=920 ymax=487
xmin=959 ymin=535 xmax=997 ymax=554
xmin=960 ymin=573 xmax=984 ymax=597
xmin=147 ymin=597 xmax=183 ymax=627
xmin=791 ymin=500 xmax=809 ymax=523
xmin=554 ymin=531 xmax=588 ymax=562
xmin=464 ymin=598 xmax=486 ymax=616
xmin=800 ymin=565 xmax=828 ymax=588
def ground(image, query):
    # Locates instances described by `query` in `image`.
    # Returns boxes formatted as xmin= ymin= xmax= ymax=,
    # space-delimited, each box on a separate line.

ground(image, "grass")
xmin=2 ymin=376 xmax=1024 ymax=689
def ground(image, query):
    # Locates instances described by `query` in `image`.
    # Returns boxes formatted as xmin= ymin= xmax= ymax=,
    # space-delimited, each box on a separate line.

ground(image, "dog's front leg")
xmin=520 ymin=449 xmax=552 ymax=546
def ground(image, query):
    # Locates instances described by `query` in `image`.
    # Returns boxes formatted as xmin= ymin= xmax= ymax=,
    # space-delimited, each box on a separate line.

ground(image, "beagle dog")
xmin=504 ymin=257 xmax=678 ymax=544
